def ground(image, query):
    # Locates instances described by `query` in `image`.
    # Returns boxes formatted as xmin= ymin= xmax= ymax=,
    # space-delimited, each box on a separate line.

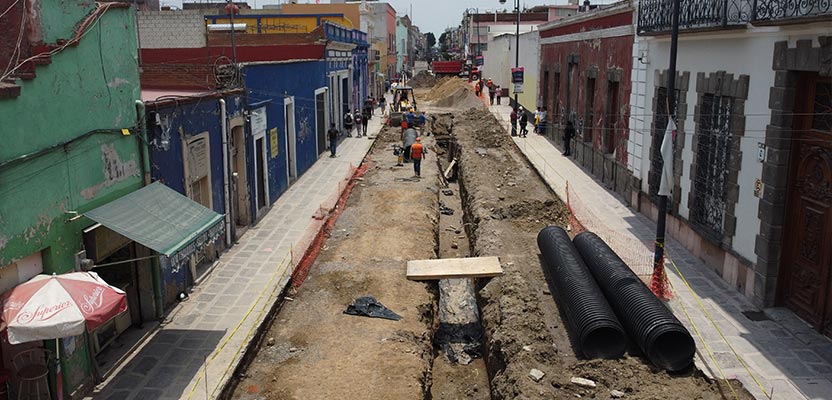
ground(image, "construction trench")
xmin=226 ymin=78 xmax=752 ymax=400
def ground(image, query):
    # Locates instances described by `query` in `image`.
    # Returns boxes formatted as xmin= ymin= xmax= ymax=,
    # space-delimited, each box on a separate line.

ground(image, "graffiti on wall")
xmin=298 ymin=115 xmax=312 ymax=144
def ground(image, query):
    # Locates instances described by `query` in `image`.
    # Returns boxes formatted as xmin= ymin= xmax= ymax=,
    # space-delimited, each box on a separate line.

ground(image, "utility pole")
xmin=514 ymin=0 xmax=520 ymax=113
xmin=652 ymin=0 xmax=680 ymax=299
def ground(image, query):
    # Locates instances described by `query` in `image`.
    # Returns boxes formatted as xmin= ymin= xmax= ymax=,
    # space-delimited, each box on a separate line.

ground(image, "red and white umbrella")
xmin=1 ymin=271 xmax=127 ymax=345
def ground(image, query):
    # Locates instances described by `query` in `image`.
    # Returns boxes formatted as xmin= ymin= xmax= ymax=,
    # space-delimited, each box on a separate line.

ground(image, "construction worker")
xmin=402 ymin=127 xmax=418 ymax=162
xmin=417 ymin=111 xmax=427 ymax=136
xmin=411 ymin=137 xmax=427 ymax=178
xmin=487 ymin=79 xmax=496 ymax=105
xmin=405 ymin=109 xmax=415 ymax=129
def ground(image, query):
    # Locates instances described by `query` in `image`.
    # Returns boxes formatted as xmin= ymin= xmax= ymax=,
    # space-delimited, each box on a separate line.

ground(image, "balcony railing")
xmin=638 ymin=0 xmax=831 ymax=34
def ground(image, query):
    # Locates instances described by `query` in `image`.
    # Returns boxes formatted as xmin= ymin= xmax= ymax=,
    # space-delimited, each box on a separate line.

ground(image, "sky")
xmin=163 ymin=0 xmax=615 ymax=37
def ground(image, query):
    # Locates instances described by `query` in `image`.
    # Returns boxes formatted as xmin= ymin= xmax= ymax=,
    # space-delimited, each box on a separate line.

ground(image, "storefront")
xmin=81 ymin=181 xmax=225 ymax=375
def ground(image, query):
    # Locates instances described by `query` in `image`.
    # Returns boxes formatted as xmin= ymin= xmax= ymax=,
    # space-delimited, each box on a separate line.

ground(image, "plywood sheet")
xmin=406 ymin=256 xmax=503 ymax=280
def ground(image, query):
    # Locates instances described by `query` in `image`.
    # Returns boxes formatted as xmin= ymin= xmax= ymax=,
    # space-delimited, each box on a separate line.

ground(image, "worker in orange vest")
xmin=411 ymin=137 xmax=427 ymax=178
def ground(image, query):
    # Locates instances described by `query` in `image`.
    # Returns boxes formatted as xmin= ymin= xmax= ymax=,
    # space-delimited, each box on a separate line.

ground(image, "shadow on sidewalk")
xmin=94 ymin=329 xmax=226 ymax=399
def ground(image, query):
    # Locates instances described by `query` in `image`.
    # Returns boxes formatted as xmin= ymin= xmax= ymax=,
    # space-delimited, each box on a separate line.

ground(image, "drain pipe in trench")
xmin=220 ymin=99 xmax=232 ymax=248
xmin=135 ymin=99 xmax=165 ymax=319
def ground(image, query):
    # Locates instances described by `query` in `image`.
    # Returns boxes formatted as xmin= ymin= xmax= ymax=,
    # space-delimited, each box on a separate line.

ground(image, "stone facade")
xmin=754 ymin=36 xmax=832 ymax=307
xmin=687 ymin=71 xmax=749 ymax=248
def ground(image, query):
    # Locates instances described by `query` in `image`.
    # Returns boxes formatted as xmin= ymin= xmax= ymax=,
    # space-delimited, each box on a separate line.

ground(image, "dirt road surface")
xmin=231 ymin=127 xmax=438 ymax=399
xmin=229 ymin=78 xmax=751 ymax=400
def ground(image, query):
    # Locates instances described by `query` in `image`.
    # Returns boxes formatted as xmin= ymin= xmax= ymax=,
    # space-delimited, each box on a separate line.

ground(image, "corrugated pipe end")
xmin=646 ymin=323 xmax=696 ymax=372
xmin=537 ymin=226 xmax=628 ymax=360
xmin=572 ymin=231 xmax=696 ymax=372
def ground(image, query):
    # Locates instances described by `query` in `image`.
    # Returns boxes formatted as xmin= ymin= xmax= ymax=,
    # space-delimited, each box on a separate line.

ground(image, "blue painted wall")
xmin=243 ymin=61 xmax=328 ymax=206
xmin=145 ymin=93 xmax=247 ymax=303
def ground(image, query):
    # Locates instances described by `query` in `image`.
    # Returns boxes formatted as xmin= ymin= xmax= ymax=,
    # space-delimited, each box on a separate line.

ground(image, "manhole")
xmin=741 ymin=310 xmax=770 ymax=321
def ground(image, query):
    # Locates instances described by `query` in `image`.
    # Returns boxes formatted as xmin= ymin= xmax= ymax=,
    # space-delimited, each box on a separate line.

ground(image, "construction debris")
xmin=344 ymin=296 xmax=402 ymax=321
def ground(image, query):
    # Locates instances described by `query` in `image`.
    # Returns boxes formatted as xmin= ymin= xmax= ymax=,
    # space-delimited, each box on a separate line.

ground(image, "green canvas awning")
xmin=85 ymin=182 xmax=225 ymax=266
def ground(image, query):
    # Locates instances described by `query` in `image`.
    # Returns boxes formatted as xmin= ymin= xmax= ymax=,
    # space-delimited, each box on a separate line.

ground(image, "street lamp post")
xmin=500 ymin=0 xmax=521 ymax=118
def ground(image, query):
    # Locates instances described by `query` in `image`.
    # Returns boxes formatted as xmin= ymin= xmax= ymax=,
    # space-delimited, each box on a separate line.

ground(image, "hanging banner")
xmin=511 ymin=67 xmax=524 ymax=84
xmin=475 ymin=55 xmax=484 ymax=66
xmin=511 ymin=67 xmax=524 ymax=93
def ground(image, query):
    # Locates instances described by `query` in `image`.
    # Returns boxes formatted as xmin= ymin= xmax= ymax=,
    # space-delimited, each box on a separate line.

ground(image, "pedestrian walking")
xmin=343 ymin=112 xmax=354 ymax=137
xmin=519 ymin=107 xmax=529 ymax=137
xmin=539 ymin=107 xmax=548 ymax=135
xmin=328 ymin=123 xmax=339 ymax=157
xmin=362 ymin=108 xmax=370 ymax=137
xmin=563 ymin=120 xmax=575 ymax=156
xmin=495 ymin=85 xmax=501 ymax=104
xmin=364 ymin=97 xmax=374 ymax=119
xmin=411 ymin=137 xmax=427 ymax=178
xmin=510 ymin=108 xmax=518 ymax=137
xmin=379 ymin=97 xmax=386 ymax=114
xmin=353 ymin=109 xmax=363 ymax=137
xmin=533 ymin=107 xmax=541 ymax=133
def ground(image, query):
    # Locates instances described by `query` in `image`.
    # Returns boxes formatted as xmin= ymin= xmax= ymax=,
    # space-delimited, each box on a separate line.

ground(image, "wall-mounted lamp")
xmin=638 ymin=49 xmax=649 ymax=65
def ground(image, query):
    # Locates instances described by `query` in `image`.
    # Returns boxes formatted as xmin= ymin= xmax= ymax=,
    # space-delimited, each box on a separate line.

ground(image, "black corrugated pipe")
xmin=537 ymin=226 xmax=627 ymax=359
xmin=573 ymin=231 xmax=696 ymax=372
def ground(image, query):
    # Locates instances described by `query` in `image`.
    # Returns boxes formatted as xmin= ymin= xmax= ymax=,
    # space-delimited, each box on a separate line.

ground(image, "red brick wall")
xmin=540 ymin=33 xmax=633 ymax=164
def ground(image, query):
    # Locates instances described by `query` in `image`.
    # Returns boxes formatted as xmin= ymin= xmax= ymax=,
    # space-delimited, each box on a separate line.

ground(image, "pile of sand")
xmin=409 ymin=70 xmax=438 ymax=88
xmin=425 ymin=77 xmax=484 ymax=109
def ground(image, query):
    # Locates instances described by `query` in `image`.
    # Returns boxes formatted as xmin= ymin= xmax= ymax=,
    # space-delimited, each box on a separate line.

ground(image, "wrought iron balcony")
xmin=638 ymin=0 xmax=831 ymax=34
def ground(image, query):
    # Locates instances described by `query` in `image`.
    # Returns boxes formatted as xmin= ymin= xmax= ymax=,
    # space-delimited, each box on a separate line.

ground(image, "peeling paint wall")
xmin=0 ymin=5 xmax=141 ymax=271
xmin=0 ymin=3 xmax=141 ymax=395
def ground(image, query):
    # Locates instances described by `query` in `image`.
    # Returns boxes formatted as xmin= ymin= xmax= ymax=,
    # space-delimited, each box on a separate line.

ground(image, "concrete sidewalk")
xmin=488 ymin=102 xmax=832 ymax=400
xmin=90 ymin=109 xmax=387 ymax=400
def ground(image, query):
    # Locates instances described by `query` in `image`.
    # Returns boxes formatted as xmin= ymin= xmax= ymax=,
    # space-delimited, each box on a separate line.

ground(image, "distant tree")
xmin=438 ymin=31 xmax=448 ymax=53
xmin=426 ymin=32 xmax=436 ymax=48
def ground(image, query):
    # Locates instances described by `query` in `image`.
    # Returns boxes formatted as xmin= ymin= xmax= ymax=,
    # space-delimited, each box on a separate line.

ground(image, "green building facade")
xmin=0 ymin=1 xmax=143 ymax=396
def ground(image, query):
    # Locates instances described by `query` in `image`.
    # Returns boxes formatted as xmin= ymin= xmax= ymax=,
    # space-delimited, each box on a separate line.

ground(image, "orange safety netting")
xmin=290 ymin=160 xmax=372 ymax=289
xmin=651 ymin=255 xmax=674 ymax=301
xmin=565 ymin=182 xmax=672 ymax=299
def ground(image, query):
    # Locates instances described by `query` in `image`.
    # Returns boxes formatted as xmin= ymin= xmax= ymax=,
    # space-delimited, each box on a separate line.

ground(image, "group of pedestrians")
xmin=507 ymin=105 xmax=575 ymax=157
xmin=329 ymin=96 xmax=383 ymax=158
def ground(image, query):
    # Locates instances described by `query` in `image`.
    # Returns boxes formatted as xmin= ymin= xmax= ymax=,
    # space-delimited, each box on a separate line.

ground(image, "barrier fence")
xmin=183 ymin=158 xmax=370 ymax=400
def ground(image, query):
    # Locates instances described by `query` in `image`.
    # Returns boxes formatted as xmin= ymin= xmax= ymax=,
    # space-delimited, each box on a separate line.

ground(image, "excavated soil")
xmin=424 ymin=77 xmax=484 ymax=110
xmin=453 ymin=107 xmax=752 ymax=400
xmin=410 ymin=70 xmax=439 ymax=88
xmin=231 ymin=128 xmax=439 ymax=400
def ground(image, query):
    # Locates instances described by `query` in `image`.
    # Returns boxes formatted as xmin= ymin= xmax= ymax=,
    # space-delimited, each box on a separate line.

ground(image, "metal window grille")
xmin=691 ymin=93 xmax=733 ymax=240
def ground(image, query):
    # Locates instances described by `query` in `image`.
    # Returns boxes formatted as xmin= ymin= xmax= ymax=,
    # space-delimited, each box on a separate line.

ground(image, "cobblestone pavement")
xmin=488 ymin=101 xmax=832 ymax=400
xmin=88 ymin=108 xmax=387 ymax=400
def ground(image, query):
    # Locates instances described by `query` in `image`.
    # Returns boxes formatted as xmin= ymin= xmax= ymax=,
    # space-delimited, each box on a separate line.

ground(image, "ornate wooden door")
xmin=781 ymin=75 xmax=832 ymax=337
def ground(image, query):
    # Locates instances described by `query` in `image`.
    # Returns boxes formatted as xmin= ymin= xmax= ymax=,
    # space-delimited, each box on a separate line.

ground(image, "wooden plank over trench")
xmin=406 ymin=256 xmax=503 ymax=280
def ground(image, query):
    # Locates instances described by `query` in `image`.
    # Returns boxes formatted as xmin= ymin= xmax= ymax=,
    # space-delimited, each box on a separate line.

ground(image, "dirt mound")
xmin=457 ymin=108 xmax=507 ymax=148
xmin=491 ymin=200 xmax=570 ymax=229
xmin=425 ymin=78 xmax=484 ymax=109
xmin=430 ymin=113 xmax=454 ymax=136
xmin=410 ymin=70 xmax=438 ymax=88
